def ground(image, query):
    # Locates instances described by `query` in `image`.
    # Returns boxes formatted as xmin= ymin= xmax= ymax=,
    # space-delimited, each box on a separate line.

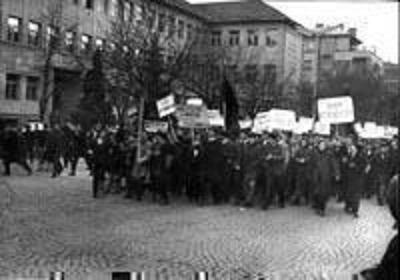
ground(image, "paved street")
xmin=0 ymin=165 xmax=396 ymax=280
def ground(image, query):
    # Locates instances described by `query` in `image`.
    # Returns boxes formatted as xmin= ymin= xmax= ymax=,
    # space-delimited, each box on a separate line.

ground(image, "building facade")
xmin=383 ymin=62 xmax=399 ymax=94
xmin=5 ymin=0 xmax=373 ymax=126
xmin=0 ymin=0 xmax=205 ymax=126
xmin=193 ymin=0 xmax=303 ymax=88
xmin=301 ymin=25 xmax=384 ymax=83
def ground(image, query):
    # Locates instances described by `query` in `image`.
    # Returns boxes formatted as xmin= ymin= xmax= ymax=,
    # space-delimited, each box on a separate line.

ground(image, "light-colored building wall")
xmin=208 ymin=22 xmax=303 ymax=85
xmin=0 ymin=0 xmax=204 ymax=123
xmin=283 ymin=25 xmax=303 ymax=84
xmin=301 ymin=30 xmax=384 ymax=83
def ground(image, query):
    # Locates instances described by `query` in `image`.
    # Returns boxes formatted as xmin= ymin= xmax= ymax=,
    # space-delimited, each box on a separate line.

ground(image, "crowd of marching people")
xmin=0 ymin=122 xmax=398 ymax=219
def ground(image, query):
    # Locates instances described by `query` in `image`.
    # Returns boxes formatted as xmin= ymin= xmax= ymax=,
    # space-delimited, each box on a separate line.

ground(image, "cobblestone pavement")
xmin=0 ymin=166 xmax=396 ymax=280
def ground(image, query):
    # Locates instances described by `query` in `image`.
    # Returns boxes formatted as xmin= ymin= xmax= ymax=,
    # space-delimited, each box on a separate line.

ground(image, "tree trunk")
xmin=136 ymin=96 xmax=145 ymax=163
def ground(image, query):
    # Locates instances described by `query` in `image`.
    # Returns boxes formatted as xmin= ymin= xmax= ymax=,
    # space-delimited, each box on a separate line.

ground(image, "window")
xmin=103 ymin=0 xmax=109 ymax=14
xmin=46 ymin=26 xmax=57 ymax=47
xmin=322 ymin=54 xmax=332 ymax=60
xmin=211 ymin=31 xmax=221 ymax=46
xmin=304 ymin=40 xmax=314 ymax=51
xmin=168 ymin=15 xmax=175 ymax=37
xmin=134 ymin=3 xmax=143 ymax=22
xmin=226 ymin=65 xmax=238 ymax=80
xmin=158 ymin=13 xmax=166 ymax=33
xmin=5 ymin=74 xmax=20 ymax=100
xmin=65 ymin=31 xmax=76 ymax=52
xmin=266 ymin=35 xmax=277 ymax=47
xmin=26 ymin=77 xmax=40 ymax=101
xmin=302 ymin=59 xmax=313 ymax=71
xmin=109 ymin=0 xmax=118 ymax=17
xmin=245 ymin=65 xmax=257 ymax=82
xmin=187 ymin=24 xmax=192 ymax=40
xmin=228 ymin=30 xmax=240 ymax=46
xmin=264 ymin=64 xmax=277 ymax=84
xmin=123 ymin=1 xmax=133 ymax=22
xmin=7 ymin=16 xmax=21 ymax=42
xmin=177 ymin=20 xmax=185 ymax=39
xmin=247 ymin=30 xmax=258 ymax=46
xmin=28 ymin=21 xmax=41 ymax=46
xmin=81 ymin=34 xmax=92 ymax=53
xmin=95 ymin=38 xmax=105 ymax=50
xmin=85 ymin=0 xmax=94 ymax=9
xmin=147 ymin=8 xmax=156 ymax=29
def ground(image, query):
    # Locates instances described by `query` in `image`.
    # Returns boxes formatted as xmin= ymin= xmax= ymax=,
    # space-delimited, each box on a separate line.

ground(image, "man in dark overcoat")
xmin=343 ymin=143 xmax=366 ymax=217
xmin=1 ymin=126 xmax=32 ymax=176
xmin=312 ymin=140 xmax=340 ymax=216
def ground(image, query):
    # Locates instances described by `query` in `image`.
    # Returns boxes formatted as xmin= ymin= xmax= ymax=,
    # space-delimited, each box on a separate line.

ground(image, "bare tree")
xmin=102 ymin=1 xmax=199 ymax=125
xmin=39 ymin=0 xmax=85 ymax=123
xmin=319 ymin=61 xmax=392 ymax=124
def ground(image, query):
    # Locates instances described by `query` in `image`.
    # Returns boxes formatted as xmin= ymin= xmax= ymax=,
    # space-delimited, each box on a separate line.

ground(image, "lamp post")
xmin=311 ymin=24 xmax=344 ymax=122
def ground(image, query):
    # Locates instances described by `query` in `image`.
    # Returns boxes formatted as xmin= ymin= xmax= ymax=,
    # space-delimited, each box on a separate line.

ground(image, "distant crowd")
xmin=0 ymin=123 xmax=398 ymax=219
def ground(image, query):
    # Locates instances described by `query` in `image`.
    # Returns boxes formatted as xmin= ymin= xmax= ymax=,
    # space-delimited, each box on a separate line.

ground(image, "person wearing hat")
xmin=372 ymin=144 xmax=391 ymax=205
xmin=1 ymin=125 xmax=32 ymax=176
xmin=261 ymin=132 xmax=289 ymax=210
xmin=343 ymin=141 xmax=366 ymax=218
xmin=312 ymin=139 xmax=339 ymax=216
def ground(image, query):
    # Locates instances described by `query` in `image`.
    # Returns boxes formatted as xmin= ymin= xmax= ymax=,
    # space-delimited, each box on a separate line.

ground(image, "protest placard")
xmin=207 ymin=110 xmax=225 ymax=127
xmin=187 ymin=98 xmax=203 ymax=106
xmin=175 ymin=105 xmax=210 ymax=129
xmin=144 ymin=121 xmax=169 ymax=133
xmin=294 ymin=117 xmax=314 ymax=134
xmin=313 ymin=121 xmax=331 ymax=135
xmin=156 ymin=95 xmax=176 ymax=118
xmin=268 ymin=109 xmax=297 ymax=131
xmin=318 ymin=96 xmax=355 ymax=124
xmin=252 ymin=112 xmax=272 ymax=133
xmin=239 ymin=120 xmax=253 ymax=130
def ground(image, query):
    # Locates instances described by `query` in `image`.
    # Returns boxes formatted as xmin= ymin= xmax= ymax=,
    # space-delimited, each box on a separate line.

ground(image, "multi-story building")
xmin=192 ymin=0 xmax=303 ymax=86
xmin=0 ymin=0 xmax=306 ymax=126
xmin=0 ymin=0 xmax=204 ymax=127
xmin=301 ymin=24 xmax=384 ymax=83
xmin=383 ymin=62 xmax=399 ymax=94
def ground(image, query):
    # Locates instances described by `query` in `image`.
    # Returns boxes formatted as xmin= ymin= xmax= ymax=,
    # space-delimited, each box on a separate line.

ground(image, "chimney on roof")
xmin=348 ymin=28 xmax=357 ymax=37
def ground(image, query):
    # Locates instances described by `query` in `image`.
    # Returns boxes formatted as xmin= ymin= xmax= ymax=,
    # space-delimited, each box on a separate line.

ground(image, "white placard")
xmin=294 ymin=117 xmax=314 ymax=134
xmin=144 ymin=121 xmax=169 ymax=133
xmin=239 ymin=120 xmax=253 ymax=130
xmin=175 ymin=105 xmax=210 ymax=129
xmin=314 ymin=121 xmax=331 ymax=135
xmin=187 ymin=98 xmax=203 ymax=106
xmin=157 ymin=95 xmax=176 ymax=118
xmin=318 ymin=96 xmax=355 ymax=124
xmin=207 ymin=110 xmax=225 ymax=127
xmin=268 ymin=109 xmax=297 ymax=131
xmin=253 ymin=111 xmax=272 ymax=133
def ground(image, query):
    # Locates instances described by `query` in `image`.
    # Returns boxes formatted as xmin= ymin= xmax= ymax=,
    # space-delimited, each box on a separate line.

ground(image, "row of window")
xmin=5 ymin=11 xmax=195 ymax=51
xmin=225 ymin=64 xmax=278 ymax=82
xmin=5 ymin=74 xmax=39 ymax=101
xmin=72 ymin=0 xmax=133 ymax=17
xmin=5 ymin=15 xmax=106 ymax=53
xmin=71 ymin=0 xmax=196 ymax=40
xmin=211 ymin=30 xmax=278 ymax=47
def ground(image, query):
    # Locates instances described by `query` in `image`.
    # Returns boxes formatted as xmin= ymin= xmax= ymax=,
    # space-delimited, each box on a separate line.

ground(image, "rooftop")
xmin=191 ymin=0 xmax=299 ymax=25
xmin=157 ymin=0 xmax=205 ymax=20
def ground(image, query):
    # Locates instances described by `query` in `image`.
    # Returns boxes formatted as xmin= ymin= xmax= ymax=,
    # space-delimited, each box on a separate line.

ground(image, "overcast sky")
xmin=188 ymin=0 xmax=399 ymax=63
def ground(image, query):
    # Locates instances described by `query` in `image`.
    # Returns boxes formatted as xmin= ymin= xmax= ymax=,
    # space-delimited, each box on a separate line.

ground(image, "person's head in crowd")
xmin=318 ymin=139 xmax=327 ymax=152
